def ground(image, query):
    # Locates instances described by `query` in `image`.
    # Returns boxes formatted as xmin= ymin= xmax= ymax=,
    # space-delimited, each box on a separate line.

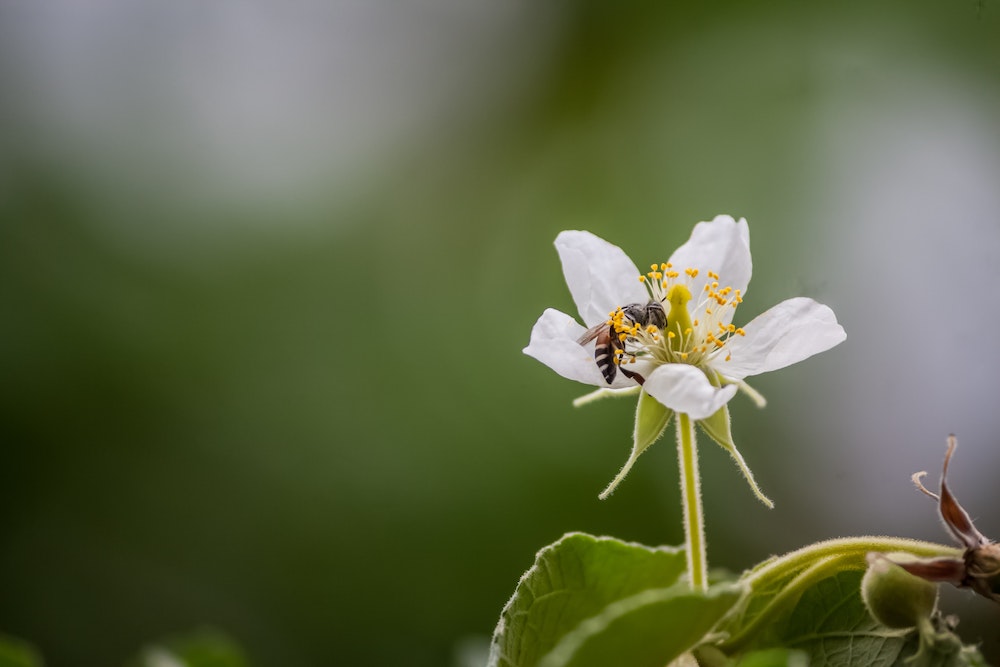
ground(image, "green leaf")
xmin=538 ymin=582 xmax=743 ymax=667
xmin=598 ymin=390 xmax=672 ymax=499
xmin=0 ymin=635 xmax=43 ymax=667
xmin=488 ymin=533 xmax=688 ymax=667
xmin=778 ymin=570 xmax=909 ymax=666
xmin=128 ymin=629 xmax=248 ymax=667
xmin=722 ymin=565 xmax=984 ymax=667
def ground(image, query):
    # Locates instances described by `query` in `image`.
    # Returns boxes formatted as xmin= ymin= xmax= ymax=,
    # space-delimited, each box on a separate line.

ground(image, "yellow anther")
xmin=667 ymin=331 xmax=676 ymax=339
xmin=684 ymin=328 xmax=692 ymax=335
xmin=660 ymin=262 xmax=669 ymax=271
xmin=708 ymin=271 xmax=719 ymax=280
xmin=704 ymin=284 xmax=711 ymax=292
xmin=652 ymin=271 xmax=662 ymax=280
xmin=638 ymin=275 xmax=646 ymax=283
xmin=646 ymin=325 xmax=658 ymax=334
xmin=651 ymin=263 xmax=659 ymax=271
xmin=685 ymin=268 xmax=699 ymax=278
xmin=666 ymin=270 xmax=679 ymax=278
xmin=736 ymin=328 xmax=746 ymax=336
xmin=693 ymin=319 xmax=699 ymax=326
xmin=680 ymin=352 xmax=688 ymax=360
xmin=705 ymin=308 xmax=712 ymax=315
xmin=661 ymin=281 xmax=668 ymax=289
xmin=725 ymin=353 xmax=732 ymax=361
xmin=714 ymin=339 xmax=725 ymax=348
xmin=711 ymin=281 xmax=719 ymax=289
xmin=613 ymin=357 xmax=621 ymax=365
xmin=618 ymin=333 xmax=628 ymax=342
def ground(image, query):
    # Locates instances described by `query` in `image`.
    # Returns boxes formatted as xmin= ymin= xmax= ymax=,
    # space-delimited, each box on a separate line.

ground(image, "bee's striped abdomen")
xmin=594 ymin=328 xmax=618 ymax=384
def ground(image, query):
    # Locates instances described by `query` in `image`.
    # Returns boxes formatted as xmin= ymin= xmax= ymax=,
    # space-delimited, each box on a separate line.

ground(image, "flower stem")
xmin=676 ymin=412 xmax=707 ymax=592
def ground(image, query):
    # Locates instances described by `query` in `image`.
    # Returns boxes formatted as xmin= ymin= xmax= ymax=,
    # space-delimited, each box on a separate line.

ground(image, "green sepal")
xmin=698 ymin=402 xmax=773 ymax=508
xmin=697 ymin=402 xmax=734 ymax=451
xmin=572 ymin=386 xmax=641 ymax=408
xmin=599 ymin=390 xmax=672 ymax=499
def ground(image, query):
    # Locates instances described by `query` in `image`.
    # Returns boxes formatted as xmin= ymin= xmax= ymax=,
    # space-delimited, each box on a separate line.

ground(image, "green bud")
xmin=862 ymin=553 xmax=938 ymax=629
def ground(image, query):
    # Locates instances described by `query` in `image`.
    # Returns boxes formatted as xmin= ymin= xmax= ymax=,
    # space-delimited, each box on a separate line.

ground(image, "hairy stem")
xmin=677 ymin=412 xmax=707 ymax=592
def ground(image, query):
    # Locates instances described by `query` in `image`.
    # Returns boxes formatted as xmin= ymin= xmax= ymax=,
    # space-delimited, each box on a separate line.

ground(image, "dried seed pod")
xmin=884 ymin=436 xmax=1000 ymax=603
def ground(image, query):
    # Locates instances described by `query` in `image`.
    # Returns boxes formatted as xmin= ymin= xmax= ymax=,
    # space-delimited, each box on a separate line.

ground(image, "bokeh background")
xmin=2 ymin=1 xmax=1000 ymax=665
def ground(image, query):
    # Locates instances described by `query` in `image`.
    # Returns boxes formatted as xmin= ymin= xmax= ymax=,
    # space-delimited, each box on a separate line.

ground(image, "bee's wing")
xmin=577 ymin=323 xmax=604 ymax=345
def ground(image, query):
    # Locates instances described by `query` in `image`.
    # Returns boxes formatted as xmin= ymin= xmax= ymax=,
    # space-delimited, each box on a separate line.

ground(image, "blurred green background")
xmin=2 ymin=1 xmax=1000 ymax=665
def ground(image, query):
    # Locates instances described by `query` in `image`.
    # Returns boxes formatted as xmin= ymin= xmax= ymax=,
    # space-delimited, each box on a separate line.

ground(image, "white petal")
xmin=642 ymin=364 xmax=739 ymax=420
xmin=667 ymin=215 xmax=752 ymax=310
xmin=523 ymin=308 xmax=643 ymax=389
xmin=555 ymin=231 xmax=648 ymax=327
xmin=714 ymin=297 xmax=846 ymax=380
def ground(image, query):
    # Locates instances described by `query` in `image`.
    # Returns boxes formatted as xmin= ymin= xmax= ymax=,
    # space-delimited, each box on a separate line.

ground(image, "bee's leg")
xmin=619 ymin=367 xmax=646 ymax=385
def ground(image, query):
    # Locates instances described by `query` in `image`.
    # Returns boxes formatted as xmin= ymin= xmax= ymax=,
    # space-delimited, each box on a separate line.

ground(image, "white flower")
xmin=524 ymin=215 xmax=846 ymax=499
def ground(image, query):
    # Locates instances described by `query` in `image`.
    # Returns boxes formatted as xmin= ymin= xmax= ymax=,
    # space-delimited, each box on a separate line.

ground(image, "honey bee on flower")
xmin=523 ymin=215 xmax=846 ymax=500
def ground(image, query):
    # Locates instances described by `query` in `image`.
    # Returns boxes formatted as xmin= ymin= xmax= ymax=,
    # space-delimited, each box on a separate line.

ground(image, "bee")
xmin=578 ymin=301 xmax=667 ymax=385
